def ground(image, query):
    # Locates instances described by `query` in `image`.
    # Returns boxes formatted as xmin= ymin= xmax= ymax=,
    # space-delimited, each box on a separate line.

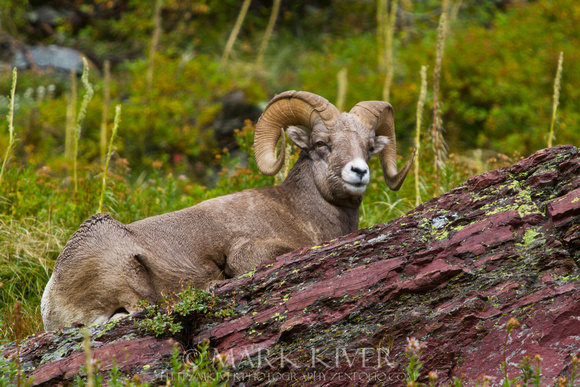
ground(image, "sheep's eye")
xmin=315 ymin=141 xmax=326 ymax=148
xmin=369 ymin=146 xmax=375 ymax=153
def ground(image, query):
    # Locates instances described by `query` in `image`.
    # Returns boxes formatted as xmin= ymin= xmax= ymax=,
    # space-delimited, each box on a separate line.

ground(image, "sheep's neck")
xmin=278 ymin=154 xmax=360 ymax=239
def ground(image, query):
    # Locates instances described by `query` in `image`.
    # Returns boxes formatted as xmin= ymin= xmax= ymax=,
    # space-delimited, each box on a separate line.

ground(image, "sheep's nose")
xmin=351 ymin=165 xmax=368 ymax=178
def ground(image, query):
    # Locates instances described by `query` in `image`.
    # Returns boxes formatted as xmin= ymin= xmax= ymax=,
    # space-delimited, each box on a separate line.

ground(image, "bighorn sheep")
xmin=41 ymin=90 xmax=415 ymax=331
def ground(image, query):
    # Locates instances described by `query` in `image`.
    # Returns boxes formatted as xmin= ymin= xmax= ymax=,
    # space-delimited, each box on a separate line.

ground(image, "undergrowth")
xmin=136 ymin=286 xmax=234 ymax=337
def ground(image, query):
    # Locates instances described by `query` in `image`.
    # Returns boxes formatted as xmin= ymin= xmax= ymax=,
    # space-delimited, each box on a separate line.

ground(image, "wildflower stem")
xmin=382 ymin=0 xmax=399 ymax=101
xmin=65 ymin=68 xmax=77 ymax=161
xmin=147 ymin=0 xmax=163 ymax=92
xmin=82 ymin=328 xmax=94 ymax=387
xmin=256 ymin=0 xmax=281 ymax=69
xmin=0 ymin=67 xmax=17 ymax=186
xmin=431 ymin=0 xmax=450 ymax=195
xmin=415 ymin=65 xmax=428 ymax=207
xmin=336 ymin=67 xmax=348 ymax=111
xmin=98 ymin=105 xmax=121 ymax=214
xmin=221 ymin=0 xmax=252 ymax=67
xmin=73 ymin=58 xmax=95 ymax=193
xmin=547 ymin=51 xmax=563 ymax=148
xmin=100 ymin=59 xmax=111 ymax=165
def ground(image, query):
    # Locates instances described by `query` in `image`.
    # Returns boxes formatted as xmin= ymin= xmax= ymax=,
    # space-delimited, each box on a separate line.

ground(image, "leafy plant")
xmin=136 ymin=286 xmax=234 ymax=337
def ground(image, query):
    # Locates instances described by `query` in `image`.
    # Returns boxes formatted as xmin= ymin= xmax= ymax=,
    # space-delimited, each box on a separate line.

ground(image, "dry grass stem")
xmin=450 ymin=0 xmax=463 ymax=22
xmin=98 ymin=105 xmax=122 ymax=214
xmin=336 ymin=67 xmax=348 ymax=111
xmin=256 ymin=0 xmax=281 ymax=69
xmin=65 ymin=68 xmax=77 ymax=161
xmin=73 ymin=58 xmax=95 ymax=192
xmin=431 ymin=0 xmax=450 ymax=193
xmin=377 ymin=0 xmax=387 ymax=72
xmin=82 ymin=328 xmax=95 ymax=387
xmin=548 ymin=51 xmax=564 ymax=148
xmin=382 ymin=0 xmax=399 ymax=101
xmin=221 ymin=0 xmax=252 ymax=67
xmin=0 ymin=67 xmax=17 ymax=186
xmin=415 ymin=65 xmax=428 ymax=207
xmin=100 ymin=59 xmax=111 ymax=164
xmin=147 ymin=0 xmax=163 ymax=92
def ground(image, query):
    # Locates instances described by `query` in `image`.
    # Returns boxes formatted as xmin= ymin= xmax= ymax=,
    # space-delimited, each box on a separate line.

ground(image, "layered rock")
xmin=2 ymin=145 xmax=579 ymax=385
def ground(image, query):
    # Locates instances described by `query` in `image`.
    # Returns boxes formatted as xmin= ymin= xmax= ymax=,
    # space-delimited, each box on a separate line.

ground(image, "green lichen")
xmin=309 ymin=242 xmax=330 ymax=251
xmin=238 ymin=269 xmax=256 ymax=279
xmin=435 ymin=229 xmax=450 ymax=241
xmin=521 ymin=228 xmax=541 ymax=248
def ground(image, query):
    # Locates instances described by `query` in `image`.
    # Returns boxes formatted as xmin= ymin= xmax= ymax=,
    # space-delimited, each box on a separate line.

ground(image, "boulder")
xmin=14 ymin=45 xmax=86 ymax=74
xmin=2 ymin=145 xmax=579 ymax=385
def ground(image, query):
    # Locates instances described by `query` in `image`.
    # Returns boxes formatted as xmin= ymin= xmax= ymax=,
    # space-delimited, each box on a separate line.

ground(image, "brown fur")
xmin=41 ymin=110 xmax=399 ymax=331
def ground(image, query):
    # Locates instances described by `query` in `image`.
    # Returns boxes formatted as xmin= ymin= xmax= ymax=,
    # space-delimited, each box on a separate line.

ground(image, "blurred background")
xmin=1 ymin=0 xmax=577 ymax=181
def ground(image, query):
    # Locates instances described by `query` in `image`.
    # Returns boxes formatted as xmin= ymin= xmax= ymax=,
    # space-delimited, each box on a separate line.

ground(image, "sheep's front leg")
xmin=225 ymin=239 xmax=296 ymax=278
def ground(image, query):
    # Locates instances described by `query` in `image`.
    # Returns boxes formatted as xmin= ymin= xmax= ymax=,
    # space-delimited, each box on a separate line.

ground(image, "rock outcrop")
xmin=2 ymin=145 xmax=580 ymax=385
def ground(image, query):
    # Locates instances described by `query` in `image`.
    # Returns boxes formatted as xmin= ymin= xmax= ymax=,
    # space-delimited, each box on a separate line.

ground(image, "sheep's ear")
xmin=372 ymin=135 xmax=389 ymax=155
xmin=287 ymin=126 xmax=312 ymax=150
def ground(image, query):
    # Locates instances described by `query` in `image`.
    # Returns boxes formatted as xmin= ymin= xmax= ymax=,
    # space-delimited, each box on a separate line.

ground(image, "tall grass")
xmin=450 ymin=0 xmax=463 ymax=23
xmin=147 ymin=0 xmax=163 ymax=93
xmin=548 ymin=51 xmax=564 ymax=148
xmin=73 ymin=58 xmax=95 ymax=192
xmin=82 ymin=328 xmax=95 ymax=387
xmin=377 ymin=0 xmax=387 ymax=72
xmin=98 ymin=105 xmax=121 ymax=214
xmin=378 ymin=0 xmax=399 ymax=101
xmin=336 ymin=67 xmax=348 ymax=111
xmin=0 ymin=67 xmax=17 ymax=186
xmin=100 ymin=60 xmax=111 ymax=165
xmin=414 ymin=65 xmax=428 ymax=207
xmin=0 ymin=215 xmax=68 ymax=342
xmin=65 ymin=68 xmax=77 ymax=161
xmin=221 ymin=0 xmax=252 ymax=67
xmin=256 ymin=0 xmax=281 ymax=69
xmin=430 ymin=0 xmax=450 ymax=194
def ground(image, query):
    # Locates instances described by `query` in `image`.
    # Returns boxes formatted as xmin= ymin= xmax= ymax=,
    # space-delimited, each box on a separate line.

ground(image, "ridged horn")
xmin=349 ymin=101 xmax=416 ymax=191
xmin=254 ymin=90 xmax=340 ymax=176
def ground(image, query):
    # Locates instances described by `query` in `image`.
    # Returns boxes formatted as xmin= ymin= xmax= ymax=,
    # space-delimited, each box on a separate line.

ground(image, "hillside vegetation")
xmin=0 ymin=0 xmax=578 ymax=342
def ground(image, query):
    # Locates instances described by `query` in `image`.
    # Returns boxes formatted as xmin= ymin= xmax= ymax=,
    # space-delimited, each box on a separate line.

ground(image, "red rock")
xmin=3 ymin=146 xmax=580 ymax=385
xmin=546 ymin=188 xmax=580 ymax=226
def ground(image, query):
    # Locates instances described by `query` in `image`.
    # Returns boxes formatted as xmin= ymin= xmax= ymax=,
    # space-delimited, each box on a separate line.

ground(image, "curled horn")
xmin=254 ymin=91 xmax=340 ymax=176
xmin=349 ymin=101 xmax=416 ymax=191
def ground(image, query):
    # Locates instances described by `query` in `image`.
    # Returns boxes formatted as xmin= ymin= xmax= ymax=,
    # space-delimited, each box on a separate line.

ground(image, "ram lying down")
xmin=41 ymin=90 xmax=415 ymax=331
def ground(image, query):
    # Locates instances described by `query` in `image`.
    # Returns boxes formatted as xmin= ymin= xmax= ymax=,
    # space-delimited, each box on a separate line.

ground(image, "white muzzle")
xmin=342 ymin=158 xmax=370 ymax=195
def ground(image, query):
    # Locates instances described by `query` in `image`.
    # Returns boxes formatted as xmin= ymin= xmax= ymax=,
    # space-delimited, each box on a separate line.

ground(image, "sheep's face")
xmin=287 ymin=113 xmax=388 ymax=206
